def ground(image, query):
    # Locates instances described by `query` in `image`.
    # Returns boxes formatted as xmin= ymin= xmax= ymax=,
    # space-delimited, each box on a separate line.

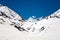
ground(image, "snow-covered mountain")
xmin=0 ymin=5 xmax=60 ymax=40
xmin=0 ymin=5 xmax=26 ymax=31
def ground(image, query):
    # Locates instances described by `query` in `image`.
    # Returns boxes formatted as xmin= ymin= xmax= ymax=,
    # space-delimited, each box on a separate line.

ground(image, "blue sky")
xmin=0 ymin=0 xmax=60 ymax=19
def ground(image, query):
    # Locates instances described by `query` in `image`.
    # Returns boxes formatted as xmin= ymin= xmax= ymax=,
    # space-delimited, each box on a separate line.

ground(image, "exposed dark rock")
xmin=0 ymin=18 xmax=5 ymax=22
xmin=39 ymin=26 xmax=45 ymax=32
xmin=14 ymin=25 xmax=26 ymax=31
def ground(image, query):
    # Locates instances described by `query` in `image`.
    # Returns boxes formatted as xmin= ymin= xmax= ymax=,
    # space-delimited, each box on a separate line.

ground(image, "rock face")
xmin=0 ymin=5 xmax=60 ymax=40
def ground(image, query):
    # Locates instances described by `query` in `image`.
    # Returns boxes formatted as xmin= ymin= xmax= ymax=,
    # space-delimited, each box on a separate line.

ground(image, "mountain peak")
xmin=50 ymin=9 xmax=60 ymax=17
xmin=0 ymin=5 xmax=26 ymax=31
xmin=0 ymin=5 xmax=23 ymax=20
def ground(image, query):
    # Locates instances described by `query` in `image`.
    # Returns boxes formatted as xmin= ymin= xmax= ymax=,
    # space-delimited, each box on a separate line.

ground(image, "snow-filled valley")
xmin=0 ymin=5 xmax=60 ymax=40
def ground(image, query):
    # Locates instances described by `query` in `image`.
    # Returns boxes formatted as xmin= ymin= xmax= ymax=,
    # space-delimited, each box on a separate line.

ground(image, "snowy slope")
xmin=0 ymin=5 xmax=25 ymax=31
xmin=0 ymin=5 xmax=22 ymax=20
xmin=0 ymin=5 xmax=60 ymax=40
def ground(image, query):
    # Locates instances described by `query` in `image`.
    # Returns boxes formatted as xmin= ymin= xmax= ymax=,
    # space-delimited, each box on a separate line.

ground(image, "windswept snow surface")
xmin=0 ymin=5 xmax=60 ymax=40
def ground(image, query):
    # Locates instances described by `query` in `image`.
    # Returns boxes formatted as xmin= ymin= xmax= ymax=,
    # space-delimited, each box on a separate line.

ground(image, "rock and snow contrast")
xmin=0 ymin=5 xmax=60 ymax=40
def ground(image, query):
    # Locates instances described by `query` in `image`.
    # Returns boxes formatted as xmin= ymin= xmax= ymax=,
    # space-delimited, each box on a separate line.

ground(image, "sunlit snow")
xmin=0 ymin=5 xmax=60 ymax=40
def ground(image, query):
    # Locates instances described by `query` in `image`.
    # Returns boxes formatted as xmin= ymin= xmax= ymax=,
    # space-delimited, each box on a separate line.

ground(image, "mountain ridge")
xmin=0 ymin=5 xmax=60 ymax=40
